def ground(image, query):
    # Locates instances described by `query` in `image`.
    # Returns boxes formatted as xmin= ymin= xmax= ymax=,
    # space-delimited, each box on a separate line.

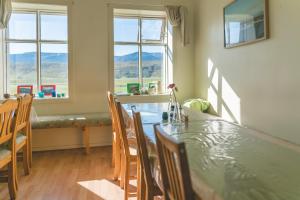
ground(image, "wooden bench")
xmin=31 ymin=113 xmax=112 ymax=154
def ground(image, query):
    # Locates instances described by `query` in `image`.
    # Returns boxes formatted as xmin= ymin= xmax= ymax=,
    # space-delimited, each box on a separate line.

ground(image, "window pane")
xmin=8 ymin=13 xmax=36 ymax=40
xmin=7 ymin=43 xmax=37 ymax=94
xmin=142 ymin=19 xmax=164 ymax=41
xmin=41 ymin=14 xmax=68 ymax=41
xmin=114 ymin=45 xmax=139 ymax=94
xmin=41 ymin=44 xmax=68 ymax=96
xmin=142 ymin=46 xmax=164 ymax=92
xmin=114 ymin=18 xmax=138 ymax=42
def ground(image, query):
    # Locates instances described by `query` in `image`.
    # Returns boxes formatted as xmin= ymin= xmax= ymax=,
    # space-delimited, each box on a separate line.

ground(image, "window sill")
xmin=33 ymin=97 xmax=71 ymax=104
xmin=116 ymin=93 xmax=169 ymax=103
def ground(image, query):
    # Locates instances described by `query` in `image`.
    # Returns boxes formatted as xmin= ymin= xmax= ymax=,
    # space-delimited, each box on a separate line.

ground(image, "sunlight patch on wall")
xmin=222 ymin=77 xmax=241 ymax=123
xmin=207 ymin=58 xmax=219 ymax=112
xmin=208 ymin=86 xmax=218 ymax=112
xmin=207 ymin=58 xmax=241 ymax=123
xmin=208 ymin=58 xmax=214 ymax=77
xmin=212 ymin=68 xmax=219 ymax=90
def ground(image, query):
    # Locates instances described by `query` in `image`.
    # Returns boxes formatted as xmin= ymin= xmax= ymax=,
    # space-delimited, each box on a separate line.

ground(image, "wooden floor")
xmin=0 ymin=147 xmax=137 ymax=200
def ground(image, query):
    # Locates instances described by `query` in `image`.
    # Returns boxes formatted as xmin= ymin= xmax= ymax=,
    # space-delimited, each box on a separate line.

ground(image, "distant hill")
xmin=114 ymin=52 xmax=162 ymax=62
xmin=10 ymin=52 xmax=67 ymax=65
xmin=10 ymin=51 xmax=161 ymax=64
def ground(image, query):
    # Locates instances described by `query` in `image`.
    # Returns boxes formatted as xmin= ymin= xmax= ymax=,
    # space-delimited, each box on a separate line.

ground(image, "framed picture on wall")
xmin=17 ymin=85 xmax=33 ymax=94
xmin=224 ymin=0 xmax=269 ymax=48
xmin=41 ymin=85 xmax=56 ymax=96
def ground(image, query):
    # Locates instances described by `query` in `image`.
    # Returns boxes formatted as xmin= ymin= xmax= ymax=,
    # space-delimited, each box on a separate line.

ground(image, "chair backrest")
xmin=114 ymin=100 xmax=130 ymax=158
xmin=107 ymin=91 xmax=116 ymax=131
xmin=0 ymin=100 xmax=19 ymax=145
xmin=15 ymin=95 xmax=33 ymax=133
xmin=154 ymin=124 xmax=194 ymax=200
xmin=132 ymin=111 xmax=155 ymax=192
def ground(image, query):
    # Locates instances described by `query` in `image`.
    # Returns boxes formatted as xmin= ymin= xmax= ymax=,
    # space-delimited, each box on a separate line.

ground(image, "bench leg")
xmin=82 ymin=126 xmax=90 ymax=154
xmin=28 ymin=122 xmax=33 ymax=168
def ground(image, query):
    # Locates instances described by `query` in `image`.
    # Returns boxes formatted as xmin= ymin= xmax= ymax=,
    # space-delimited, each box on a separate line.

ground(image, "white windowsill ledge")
xmin=116 ymin=94 xmax=169 ymax=103
xmin=33 ymin=97 xmax=71 ymax=104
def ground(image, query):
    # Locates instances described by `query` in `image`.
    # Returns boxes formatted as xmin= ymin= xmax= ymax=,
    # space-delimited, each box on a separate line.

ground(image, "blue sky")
xmin=114 ymin=17 xmax=164 ymax=56
xmin=9 ymin=14 xmax=163 ymax=56
xmin=8 ymin=13 xmax=67 ymax=54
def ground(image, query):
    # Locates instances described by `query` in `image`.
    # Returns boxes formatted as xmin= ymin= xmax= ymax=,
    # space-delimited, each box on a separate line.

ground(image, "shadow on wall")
xmin=207 ymin=58 xmax=241 ymax=124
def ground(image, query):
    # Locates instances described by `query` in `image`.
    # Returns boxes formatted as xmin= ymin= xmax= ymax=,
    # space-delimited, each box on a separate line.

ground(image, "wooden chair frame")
xmin=15 ymin=95 xmax=33 ymax=177
xmin=114 ymin=100 xmax=139 ymax=200
xmin=133 ymin=111 xmax=162 ymax=200
xmin=0 ymin=100 xmax=20 ymax=199
xmin=154 ymin=123 xmax=194 ymax=200
xmin=107 ymin=91 xmax=121 ymax=180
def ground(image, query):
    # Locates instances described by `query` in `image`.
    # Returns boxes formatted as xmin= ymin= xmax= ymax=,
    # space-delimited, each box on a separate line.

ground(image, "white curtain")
xmin=0 ymin=0 xmax=12 ymax=29
xmin=165 ymin=5 xmax=189 ymax=46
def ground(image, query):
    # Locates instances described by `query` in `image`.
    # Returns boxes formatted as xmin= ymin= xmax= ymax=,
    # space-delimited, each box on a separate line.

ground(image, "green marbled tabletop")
xmin=123 ymin=103 xmax=300 ymax=200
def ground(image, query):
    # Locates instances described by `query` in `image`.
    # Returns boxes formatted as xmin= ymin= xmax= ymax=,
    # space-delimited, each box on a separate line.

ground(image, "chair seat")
xmin=128 ymin=131 xmax=138 ymax=157
xmin=126 ymin=128 xmax=136 ymax=138
xmin=16 ymin=133 xmax=27 ymax=145
xmin=0 ymin=148 xmax=11 ymax=160
xmin=129 ymin=146 xmax=137 ymax=156
xmin=0 ymin=148 xmax=11 ymax=169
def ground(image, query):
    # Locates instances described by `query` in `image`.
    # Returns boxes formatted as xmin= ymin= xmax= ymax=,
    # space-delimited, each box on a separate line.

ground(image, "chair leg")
xmin=28 ymin=124 xmax=33 ymax=168
xmin=8 ymin=160 xmax=17 ymax=200
xmin=113 ymin=137 xmax=121 ymax=181
xmin=112 ymin=131 xmax=116 ymax=167
xmin=140 ymin=170 xmax=146 ymax=200
xmin=137 ymin=158 xmax=141 ymax=200
xmin=124 ymin=160 xmax=130 ymax=200
xmin=14 ymin=164 xmax=19 ymax=191
xmin=146 ymin=188 xmax=154 ymax=200
xmin=23 ymin=144 xmax=30 ymax=175
xmin=120 ymin=151 xmax=125 ymax=189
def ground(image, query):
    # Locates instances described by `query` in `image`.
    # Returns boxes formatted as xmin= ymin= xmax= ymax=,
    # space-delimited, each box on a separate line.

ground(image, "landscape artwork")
xmin=224 ymin=0 xmax=269 ymax=48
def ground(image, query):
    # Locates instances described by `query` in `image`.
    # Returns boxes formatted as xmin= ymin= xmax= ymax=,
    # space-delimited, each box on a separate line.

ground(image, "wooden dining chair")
xmin=0 ymin=100 xmax=20 ymax=199
xmin=107 ymin=91 xmax=121 ymax=180
xmin=154 ymin=124 xmax=195 ymax=200
xmin=15 ymin=94 xmax=33 ymax=179
xmin=114 ymin=100 xmax=139 ymax=200
xmin=132 ymin=111 xmax=163 ymax=200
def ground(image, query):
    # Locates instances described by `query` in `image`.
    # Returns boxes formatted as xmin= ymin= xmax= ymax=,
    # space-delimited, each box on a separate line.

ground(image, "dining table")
xmin=122 ymin=102 xmax=300 ymax=200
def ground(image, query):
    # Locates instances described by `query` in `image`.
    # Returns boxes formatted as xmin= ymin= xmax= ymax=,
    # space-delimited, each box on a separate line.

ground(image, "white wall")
xmin=193 ymin=0 xmax=300 ymax=144
xmin=22 ymin=0 xmax=195 ymax=116
xmin=0 ymin=30 xmax=4 ymax=95
xmin=9 ymin=0 xmax=195 ymax=150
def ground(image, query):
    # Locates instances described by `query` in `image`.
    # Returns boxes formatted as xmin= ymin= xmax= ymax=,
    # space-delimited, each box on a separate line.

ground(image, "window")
xmin=113 ymin=10 xmax=172 ymax=94
xmin=5 ymin=6 xmax=68 ymax=97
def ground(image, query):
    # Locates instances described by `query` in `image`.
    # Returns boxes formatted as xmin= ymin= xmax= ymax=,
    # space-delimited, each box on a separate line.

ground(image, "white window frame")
xmin=4 ymin=7 xmax=69 ymax=98
xmin=112 ymin=9 xmax=172 ymax=95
